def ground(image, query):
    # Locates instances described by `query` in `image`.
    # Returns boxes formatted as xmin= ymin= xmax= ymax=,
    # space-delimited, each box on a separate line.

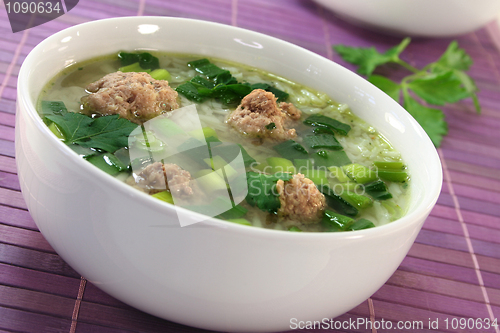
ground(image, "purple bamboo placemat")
xmin=0 ymin=0 xmax=499 ymax=332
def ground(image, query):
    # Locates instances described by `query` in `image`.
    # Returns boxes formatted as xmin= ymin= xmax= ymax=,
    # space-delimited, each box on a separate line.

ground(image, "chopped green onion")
xmin=48 ymin=122 xmax=65 ymax=140
xmin=119 ymin=62 xmax=150 ymax=73
xmin=322 ymin=210 xmax=354 ymax=231
xmin=148 ymin=118 xmax=185 ymax=138
xmin=340 ymin=191 xmax=373 ymax=209
xmin=219 ymin=206 xmax=248 ymax=220
xmin=342 ymin=163 xmax=378 ymax=184
xmin=188 ymin=127 xmax=218 ymax=141
xmin=152 ymin=191 xmax=174 ymax=204
xmin=381 ymin=201 xmax=403 ymax=221
xmin=318 ymin=185 xmax=358 ymax=217
xmin=227 ymin=218 xmax=252 ymax=226
xmin=252 ymin=162 xmax=268 ymax=172
xmin=245 ymin=171 xmax=293 ymax=213
xmin=377 ymin=170 xmax=409 ymax=182
xmin=348 ymin=218 xmax=375 ymax=231
xmin=266 ymin=157 xmax=295 ymax=174
xmin=204 ymin=155 xmax=238 ymax=180
xmin=373 ymin=161 xmax=405 ymax=170
xmin=328 ymin=166 xmax=350 ymax=182
xmin=312 ymin=126 xmax=335 ymax=135
xmin=300 ymin=169 xmax=329 ymax=186
xmin=150 ymin=68 xmax=171 ymax=81
xmin=214 ymin=197 xmax=248 ymax=219
xmin=288 ymin=226 xmax=302 ymax=232
xmin=364 ymin=180 xmax=393 ymax=200
xmin=194 ymin=169 xmax=228 ymax=192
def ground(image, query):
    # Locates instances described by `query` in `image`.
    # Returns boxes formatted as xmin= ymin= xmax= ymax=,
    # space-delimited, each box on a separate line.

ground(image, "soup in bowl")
xmin=16 ymin=17 xmax=442 ymax=332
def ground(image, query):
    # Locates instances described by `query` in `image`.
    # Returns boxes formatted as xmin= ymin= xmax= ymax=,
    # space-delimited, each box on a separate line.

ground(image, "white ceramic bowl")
xmin=314 ymin=0 xmax=500 ymax=37
xmin=16 ymin=17 xmax=442 ymax=332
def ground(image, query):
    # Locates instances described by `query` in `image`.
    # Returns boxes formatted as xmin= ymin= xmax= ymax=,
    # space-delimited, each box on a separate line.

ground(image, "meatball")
xmin=276 ymin=173 xmax=326 ymax=224
xmin=81 ymin=71 xmax=179 ymax=124
xmin=135 ymin=162 xmax=193 ymax=198
xmin=227 ymin=89 xmax=302 ymax=142
xmin=279 ymin=102 xmax=302 ymax=120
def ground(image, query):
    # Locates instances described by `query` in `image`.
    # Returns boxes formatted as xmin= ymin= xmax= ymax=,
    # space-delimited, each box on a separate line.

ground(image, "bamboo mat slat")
xmin=0 ymin=0 xmax=499 ymax=332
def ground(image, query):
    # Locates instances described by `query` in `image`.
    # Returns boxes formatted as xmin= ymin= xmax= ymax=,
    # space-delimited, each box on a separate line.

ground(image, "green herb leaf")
xmin=265 ymin=122 xmax=276 ymax=130
xmin=46 ymin=113 xmax=137 ymax=153
xmin=175 ymin=82 xmax=209 ymax=103
xmin=273 ymin=140 xmax=309 ymax=160
xmin=85 ymin=152 xmax=129 ymax=175
xmin=303 ymin=133 xmax=342 ymax=150
xmin=433 ymin=40 xmax=472 ymax=71
xmin=408 ymin=70 xmax=470 ymax=106
xmin=40 ymin=100 xmax=68 ymax=117
xmin=368 ymin=75 xmax=401 ymax=102
xmin=450 ymin=70 xmax=480 ymax=113
xmin=248 ymin=83 xmax=289 ymax=102
xmin=428 ymin=41 xmax=480 ymax=113
xmin=303 ymin=114 xmax=351 ymax=136
xmin=40 ymin=100 xmax=69 ymax=126
xmin=333 ymin=38 xmax=480 ymax=147
xmin=313 ymin=150 xmax=351 ymax=168
xmin=118 ymin=52 xmax=160 ymax=70
xmin=177 ymin=59 xmax=289 ymax=105
xmin=403 ymin=96 xmax=448 ymax=147
xmin=333 ymin=38 xmax=411 ymax=76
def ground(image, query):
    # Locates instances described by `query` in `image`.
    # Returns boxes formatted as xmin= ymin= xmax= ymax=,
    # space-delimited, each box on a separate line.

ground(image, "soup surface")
xmin=38 ymin=51 xmax=410 ymax=232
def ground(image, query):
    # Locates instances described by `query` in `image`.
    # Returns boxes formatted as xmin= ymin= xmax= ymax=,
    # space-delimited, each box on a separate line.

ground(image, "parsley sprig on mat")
xmin=333 ymin=38 xmax=480 ymax=147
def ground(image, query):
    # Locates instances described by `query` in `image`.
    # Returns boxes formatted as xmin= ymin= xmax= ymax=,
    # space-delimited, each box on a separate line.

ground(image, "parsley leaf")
xmin=46 ymin=112 xmax=137 ymax=153
xmin=368 ymin=75 xmax=401 ymax=102
xmin=408 ymin=70 xmax=470 ymax=106
xmin=432 ymin=40 xmax=472 ymax=71
xmin=403 ymin=96 xmax=448 ymax=147
xmin=429 ymin=41 xmax=480 ymax=113
xmin=118 ymin=51 xmax=160 ymax=70
xmin=177 ymin=59 xmax=289 ymax=105
xmin=333 ymin=37 xmax=411 ymax=76
xmin=333 ymin=38 xmax=480 ymax=147
xmin=265 ymin=122 xmax=276 ymax=130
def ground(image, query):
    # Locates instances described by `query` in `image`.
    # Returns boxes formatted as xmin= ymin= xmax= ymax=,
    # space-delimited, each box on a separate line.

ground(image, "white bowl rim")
xmin=17 ymin=16 xmax=443 ymax=240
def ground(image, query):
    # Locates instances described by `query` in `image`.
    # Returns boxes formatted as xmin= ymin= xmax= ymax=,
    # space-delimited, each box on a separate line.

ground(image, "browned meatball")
xmin=81 ymin=71 xmax=179 ymax=124
xmin=135 ymin=162 xmax=193 ymax=198
xmin=276 ymin=173 xmax=326 ymax=224
xmin=279 ymin=102 xmax=302 ymax=120
xmin=227 ymin=89 xmax=302 ymax=142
